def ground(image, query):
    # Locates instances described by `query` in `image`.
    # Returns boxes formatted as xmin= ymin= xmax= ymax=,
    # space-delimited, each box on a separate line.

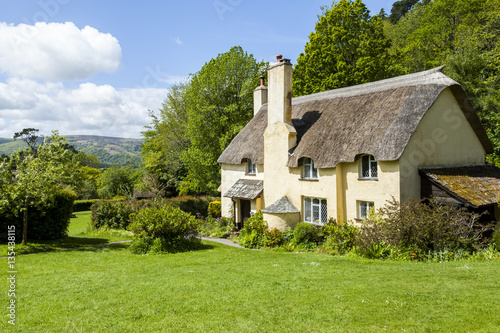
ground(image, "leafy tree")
xmin=388 ymin=0 xmax=500 ymax=160
xmin=180 ymin=46 xmax=266 ymax=194
xmin=98 ymin=166 xmax=142 ymax=198
xmin=1 ymin=131 xmax=82 ymax=244
xmin=389 ymin=0 xmax=420 ymax=23
xmin=13 ymin=128 xmax=42 ymax=153
xmin=293 ymin=0 xmax=395 ymax=96
xmin=141 ymin=83 xmax=190 ymax=197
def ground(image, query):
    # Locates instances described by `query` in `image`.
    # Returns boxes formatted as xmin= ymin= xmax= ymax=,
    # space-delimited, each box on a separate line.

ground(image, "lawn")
xmin=1 ymin=213 xmax=500 ymax=332
xmin=0 ymin=211 xmax=133 ymax=256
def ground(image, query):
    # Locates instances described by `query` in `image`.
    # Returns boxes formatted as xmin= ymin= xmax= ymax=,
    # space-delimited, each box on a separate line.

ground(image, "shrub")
xmin=73 ymin=199 xmax=99 ymax=212
xmin=208 ymin=201 xmax=221 ymax=218
xmin=200 ymin=216 xmax=234 ymax=238
xmin=264 ymin=228 xmax=284 ymax=248
xmin=0 ymin=188 xmax=77 ymax=241
xmin=238 ymin=212 xmax=268 ymax=248
xmin=322 ymin=218 xmax=359 ymax=255
xmin=90 ymin=200 xmax=146 ymax=230
xmin=166 ymin=196 xmax=214 ymax=217
xmin=130 ymin=205 xmax=200 ymax=237
xmin=292 ymin=222 xmax=320 ymax=245
xmin=492 ymin=227 xmax=500 ymax=250
xmin=357 ymin=198 xmax=491 ymax=259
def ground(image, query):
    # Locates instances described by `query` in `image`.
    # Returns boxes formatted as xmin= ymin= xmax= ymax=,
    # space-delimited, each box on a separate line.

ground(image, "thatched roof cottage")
xmin=218 ymin=55 xmax=500 ymax=230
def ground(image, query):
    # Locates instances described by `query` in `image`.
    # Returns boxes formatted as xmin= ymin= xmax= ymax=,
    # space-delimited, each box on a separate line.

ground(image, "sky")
xmin=0 ymin=0 xmax=392 ymax=139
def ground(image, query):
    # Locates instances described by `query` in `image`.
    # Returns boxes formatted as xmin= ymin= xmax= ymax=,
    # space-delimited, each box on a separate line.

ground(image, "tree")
xmin=388 ymin=0 xmax=500 ymax=160
xmin=293 ymin=0 xmax=395 ymax=96
xmin=389 ymin=0 xmax=420 ymax=23
xmin=180 ymin=46 xmax=266 ymax=194
xmin=13 ymin=128 xmax=42 ymax=153
xmin=141 ymin=83 xmax=190 ymax=197
xmin=1 ymin=131 xmax=82 ymax=244
xmin=98 ymin=166 xmax=142 ymax=198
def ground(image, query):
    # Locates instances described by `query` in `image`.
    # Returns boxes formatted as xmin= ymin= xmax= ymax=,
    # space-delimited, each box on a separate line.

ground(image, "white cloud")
xmin=0 ymin=22 xmax=121 ymax=81
xmin=171 ymin=36 xmax=184 ymax=45
xmin=0 ymin=78 xmax=167 ymax=139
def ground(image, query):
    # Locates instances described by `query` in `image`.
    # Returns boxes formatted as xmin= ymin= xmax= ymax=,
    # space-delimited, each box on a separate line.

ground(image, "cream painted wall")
xmin=220 ymin=163 xmax=264 ymax=220
xmin=343 ymin=160 xmax=400 ymax=222
xmin=399 ymin=88 xmax=486 ymax=202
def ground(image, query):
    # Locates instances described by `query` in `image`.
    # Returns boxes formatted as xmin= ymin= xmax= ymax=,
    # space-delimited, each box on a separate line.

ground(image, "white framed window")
xmin=302 ymin=157 xmax=318 ymax=179
xmin=360 ymin=155 xmax=377 ymax=179
xmin=303 ymin=197 xmax=327 ymax=225
xmin=358 ymin=201 xmax=374 ymax=219
xmin=247 ymin=159 xmax=256 ymax=175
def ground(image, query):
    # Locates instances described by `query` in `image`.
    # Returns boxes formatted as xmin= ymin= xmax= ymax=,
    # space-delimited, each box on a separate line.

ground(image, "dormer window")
xmin=247 ymin=159 xmax=256 ymax=175
xmin=302 ymin=157 xmax=318 ymax=179
xmin=360 ymin=155 xmax=377 ymax=179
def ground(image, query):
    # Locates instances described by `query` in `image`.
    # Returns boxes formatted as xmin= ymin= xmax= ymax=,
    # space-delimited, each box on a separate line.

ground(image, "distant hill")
xmin=0 ymin=135 xmax=143 ymax=168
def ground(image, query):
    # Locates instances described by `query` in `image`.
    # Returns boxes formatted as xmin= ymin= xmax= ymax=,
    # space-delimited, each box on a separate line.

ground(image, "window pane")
xmin=304 ymin=197 xmax=311 ymax=222
xmin=370 ymin=160 xmax=377 ymax=178
xmin=313 ymin=202 xmax=319 ymax=222
xmin=312 ymin=163 xmax=318 ymax=179
xmin=360 ymin=202 xmax=367 ymax=218
xmin=321 ymin=200 xmax=328 ymax=223
xmin=304 ymin=164 xmax=311 ymax=178
xmin=362 ymin=156 xmax=369 ymax=178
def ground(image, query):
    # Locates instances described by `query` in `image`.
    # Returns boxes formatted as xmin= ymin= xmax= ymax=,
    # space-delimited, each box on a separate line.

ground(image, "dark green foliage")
xmin=322 ymin=219 xmax=359 ymax=255
xmin=128 ymin=205 xmax=202 ymax=254
xmin=180 ymin=46 xmax=267 ymax=193
xmin=98 ymin=166 xmax=142 ymax=198
xmin=0 ymin=189 xmax=77 ymax=241
xmin=293 ymin=0 xmax=394 ymax=96
xmin=292 ymin=222 xmax=320 ymax=245
xmin=208 ymin=201 xmax=221 ymax=218
xmin=238 ymin=212 xmax=268 ymax=249
xmin=357 ymin=198 xmax=490 ymax=259
xmin=493 ymin=227 xmax=500 ymax=250
xmin=166 ymin=196 xmax=215 ymax=217
xmin=389 ymin=0 xmax=420 ymax=23
xmin=90 ymin=200 xmax=142 ymax=230
xmin=73 ymin=199 xmax=99 ymax=212
xmin=264 ymin=228 xmax=284 ymax=248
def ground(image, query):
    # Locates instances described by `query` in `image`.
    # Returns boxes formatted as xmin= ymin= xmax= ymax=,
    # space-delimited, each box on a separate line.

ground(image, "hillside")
xmin=0 ymin=135 xmax=143 ymax=168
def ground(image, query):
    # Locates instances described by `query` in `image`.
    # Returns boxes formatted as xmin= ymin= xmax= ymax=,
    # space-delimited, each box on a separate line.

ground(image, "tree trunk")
xmin=22 ymin=204 xmax=28 ymax=245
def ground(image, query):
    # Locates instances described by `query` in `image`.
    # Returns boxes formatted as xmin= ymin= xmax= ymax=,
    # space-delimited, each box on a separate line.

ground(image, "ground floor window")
xmin=358 ymin=201 xmax=374 ymax=219
xmin=303 ymin=197 xmax=327 ymax=225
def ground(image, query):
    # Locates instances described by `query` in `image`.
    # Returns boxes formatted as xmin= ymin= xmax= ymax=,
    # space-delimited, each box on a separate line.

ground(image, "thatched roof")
xmin=420 ymin=165 xmax=500 ymax=208
xmin=217 ymin=67 xmax=492 ymax=168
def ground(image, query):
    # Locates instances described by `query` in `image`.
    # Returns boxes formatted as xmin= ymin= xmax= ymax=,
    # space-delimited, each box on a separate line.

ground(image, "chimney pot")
xmin=260 ymin=75 xmax=265 ymax=86
xmin=276 ymin=54 xmax=283 ymax=62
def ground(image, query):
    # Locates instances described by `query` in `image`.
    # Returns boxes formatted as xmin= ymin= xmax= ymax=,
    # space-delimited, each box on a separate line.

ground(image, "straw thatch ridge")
xmin=217 ymin=67 xmax=492 ymax=168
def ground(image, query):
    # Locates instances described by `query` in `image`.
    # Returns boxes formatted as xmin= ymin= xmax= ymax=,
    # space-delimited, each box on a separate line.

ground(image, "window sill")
xmin=245 ymin=173 xmax=256 ymax=176
xmin=299 ymin=178 xmax=319 ymax=182
xmin=358 ymin=177 xmax=378 ymax=181
xmin=304 ymin=221 xmax=325 ymax=226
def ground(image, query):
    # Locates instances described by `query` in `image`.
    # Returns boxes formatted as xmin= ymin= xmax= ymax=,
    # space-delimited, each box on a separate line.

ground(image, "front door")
xmin=240 ymin=199 xmax=251 ymax=225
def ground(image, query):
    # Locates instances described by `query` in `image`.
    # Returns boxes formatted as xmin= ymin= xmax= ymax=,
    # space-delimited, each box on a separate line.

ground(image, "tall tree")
xmin=141 ymin=83 xmax=190 ymax=196
xmin=293 ymin=0 xmax=394 ymax=96
xmin=1 ymin=131 xmax=82 ymax=244
xmin=180 ymin=46 xmax=266 ymax=194
xmin=389 ymin=0 xmax=420 ymax=23
xmin=13 ymin=128 xmax=42 ymax=153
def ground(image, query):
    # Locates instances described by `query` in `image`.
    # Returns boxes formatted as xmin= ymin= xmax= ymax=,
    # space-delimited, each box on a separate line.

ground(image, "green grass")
xmin=0 ymin=211 xmax=133 ymax=256
xmin=1 ymin=221 xmax=499 ymax=332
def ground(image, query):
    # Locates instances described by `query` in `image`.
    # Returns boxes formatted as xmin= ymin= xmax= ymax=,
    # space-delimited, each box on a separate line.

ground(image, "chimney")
xmin=253 ymin=75 xmax=268 ymax=116
xmin=267 ymin=55 xmax=292 ymax=125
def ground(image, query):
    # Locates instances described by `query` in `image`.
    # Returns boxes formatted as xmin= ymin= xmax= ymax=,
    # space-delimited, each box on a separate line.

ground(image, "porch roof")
xmin=224 ymin=179 xmax=263 ymax=200
xmin=419 ymin=165 xmax=500 ymax=208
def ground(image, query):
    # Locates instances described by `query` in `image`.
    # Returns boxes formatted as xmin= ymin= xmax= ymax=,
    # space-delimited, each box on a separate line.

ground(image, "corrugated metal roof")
xmin=262 ymin=196 xmax=300 ymax=214
xmin=224 ymin=179 xmax=263 ymax=200
xmin=420 ymin=165 xmax=500 ymax=208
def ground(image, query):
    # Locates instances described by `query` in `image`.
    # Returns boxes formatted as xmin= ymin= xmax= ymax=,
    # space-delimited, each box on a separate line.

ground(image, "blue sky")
xmin=0 ymin=0 xmax=392 ymax=139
